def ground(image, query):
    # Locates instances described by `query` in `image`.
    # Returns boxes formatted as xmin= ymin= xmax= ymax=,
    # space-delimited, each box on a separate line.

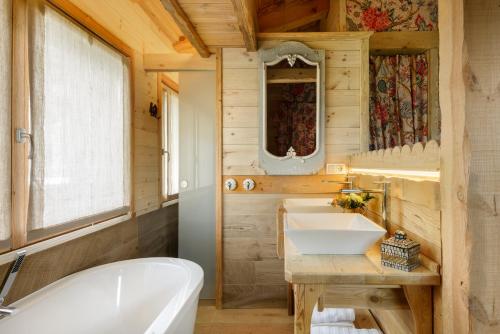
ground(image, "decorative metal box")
xmin=381 ymin=230 xmax=420 ymax=272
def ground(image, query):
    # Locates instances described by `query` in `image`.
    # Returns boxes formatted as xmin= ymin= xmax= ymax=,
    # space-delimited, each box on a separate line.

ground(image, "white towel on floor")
xmin=311 ymin=306 xmax=356 ymax=324
xmin=311 ymin=326 xmax=381 ymax=334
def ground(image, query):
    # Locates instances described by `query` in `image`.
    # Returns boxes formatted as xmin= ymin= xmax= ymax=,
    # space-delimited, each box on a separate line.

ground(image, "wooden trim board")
xmin=215 ymin=48 xmax=224 ymax=309
xmin=222 ymin=175 xmax=348 ymax=194
xmin=350 ymin=140 xmax=440 ymax=172
xmin=157 ymin=74 xmax=165 ymax=206
xmin=11 ymin=0 xmax=30 ymax=249
xmin=359 ymin=37 xmax=369 ymax=152
xmin=258 ymin=32 xmax=373 ymax=41
xmin=160 ymin=74 xmax=179 ymax=93
xmin=48 ymin=0 xmax=133 ymax=57
xmin=370 ymin=31 xmax=439 ymax=53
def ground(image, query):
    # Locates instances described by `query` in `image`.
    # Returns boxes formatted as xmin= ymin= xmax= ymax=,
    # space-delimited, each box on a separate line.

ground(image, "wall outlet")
xmin=326 ymin=164 xmax=347 ymax=175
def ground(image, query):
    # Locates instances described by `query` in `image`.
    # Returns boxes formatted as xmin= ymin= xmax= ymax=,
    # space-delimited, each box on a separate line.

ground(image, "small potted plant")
xmin=332 ymin=192 xmax=375 ymax=213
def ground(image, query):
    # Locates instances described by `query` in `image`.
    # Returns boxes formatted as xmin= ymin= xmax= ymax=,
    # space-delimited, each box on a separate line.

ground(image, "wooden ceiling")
xmin=68 ymin=0 xmax=182 ymax=54
xmin=64 ymin=0 xmax=334 ymax=59
xmin=160 ymin=0 xmax=332 ymax=57
xmin=160 ymin=0 xmax=247 ymax=56
xmin=257 ymin=0 xmax=329 ymax=32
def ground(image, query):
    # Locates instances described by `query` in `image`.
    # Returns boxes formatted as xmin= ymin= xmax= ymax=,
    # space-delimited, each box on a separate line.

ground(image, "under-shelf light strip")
xmin=349 ymin=168 xmax=440 ymax=180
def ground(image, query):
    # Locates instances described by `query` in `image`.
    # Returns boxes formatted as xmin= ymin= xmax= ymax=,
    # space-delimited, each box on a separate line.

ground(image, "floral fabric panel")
xmin=346 ymin=0 xmax=438 ymax=31
xmin=267 ymin=83 xmax=317 ymax=157
xmin=369 ymin=54 xmax=429 ymax=150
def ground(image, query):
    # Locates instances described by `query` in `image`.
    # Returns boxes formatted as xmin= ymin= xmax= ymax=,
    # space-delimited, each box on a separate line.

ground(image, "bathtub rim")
xmin=1 ymin=257 xmax=203 ymax=333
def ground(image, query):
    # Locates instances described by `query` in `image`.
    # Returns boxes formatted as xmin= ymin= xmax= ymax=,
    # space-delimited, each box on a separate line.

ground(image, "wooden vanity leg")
xmin=288 ymin=283 xmax=295 ymax=316
xmin=294 ymin=284 xmax=324 ymax=334
xmin=403 ymin=285 xmax=433 ymax=334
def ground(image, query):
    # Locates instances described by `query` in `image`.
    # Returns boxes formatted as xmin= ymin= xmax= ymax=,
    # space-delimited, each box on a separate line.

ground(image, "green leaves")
xmin=332 ymin=192 xmax=375 ymax=209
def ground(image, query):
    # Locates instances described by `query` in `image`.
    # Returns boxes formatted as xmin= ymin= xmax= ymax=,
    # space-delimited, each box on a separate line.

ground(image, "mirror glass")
xmin=259 ymin=41 xmax=325 ymax=175
xmin=265 ymin=57 xmax=318 ymax=158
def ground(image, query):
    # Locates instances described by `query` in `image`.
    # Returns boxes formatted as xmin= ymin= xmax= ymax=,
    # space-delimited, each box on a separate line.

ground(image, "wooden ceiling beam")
xmin=135 ymin=1 xmax=196 ymax=54
xmin=160 ymin=0 xmax=211 ymax=58
xmin=230 ymin=0 xmax=258 ymax=51
xmin=323 ymin=0 xmax=346 ymax=32
xmin=173 ymin=36 xmax=196 ymax=54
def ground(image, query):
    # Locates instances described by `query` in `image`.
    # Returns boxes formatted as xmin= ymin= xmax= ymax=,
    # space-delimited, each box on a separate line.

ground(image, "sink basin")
xmin=284 ymin=213 xmax=386 ymax=254
xmin=282 ymin=198 xmax=341 ymax=213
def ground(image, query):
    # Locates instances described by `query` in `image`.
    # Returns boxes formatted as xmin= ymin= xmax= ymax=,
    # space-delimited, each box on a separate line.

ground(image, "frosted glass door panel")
xmin=178 ymin=72 xmax=216 ymax=299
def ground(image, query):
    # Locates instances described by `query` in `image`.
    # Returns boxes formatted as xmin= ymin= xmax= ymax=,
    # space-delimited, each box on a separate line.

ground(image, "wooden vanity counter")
xmin=285 ymin=239 xmax=440 ymax=286
xmin=284 ymin=237 xmax=441 ymax=334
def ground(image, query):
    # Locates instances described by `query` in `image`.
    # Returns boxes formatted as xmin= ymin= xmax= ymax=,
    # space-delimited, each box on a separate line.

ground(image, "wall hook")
xmin=149 ymin=102 xmax=160 ymax=119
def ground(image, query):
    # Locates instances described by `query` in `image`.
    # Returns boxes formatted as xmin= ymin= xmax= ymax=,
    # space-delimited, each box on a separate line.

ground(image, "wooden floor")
xmin=195 ymin=300 xmax=382 ymax=334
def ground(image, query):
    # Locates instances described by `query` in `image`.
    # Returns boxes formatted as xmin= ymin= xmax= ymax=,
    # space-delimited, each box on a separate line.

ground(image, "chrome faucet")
xmin=340 ymin=180 xmax=391 ymax=231
xmin=0 ymin=250 xmax=26 ymax=319
xmin=323 ymin=175 xmax=356 ymax=190
xmin=0 ymin=306 xmax=15 ymax=317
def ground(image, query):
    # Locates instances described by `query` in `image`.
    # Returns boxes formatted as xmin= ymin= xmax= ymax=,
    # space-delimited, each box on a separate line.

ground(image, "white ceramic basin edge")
xmin=285 ymin=212 xmax=386 ymax=255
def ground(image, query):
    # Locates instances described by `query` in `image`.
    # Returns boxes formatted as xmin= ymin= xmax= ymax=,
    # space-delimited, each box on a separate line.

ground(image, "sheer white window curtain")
xmin=28 ymin=3 xmax=130 ymax=235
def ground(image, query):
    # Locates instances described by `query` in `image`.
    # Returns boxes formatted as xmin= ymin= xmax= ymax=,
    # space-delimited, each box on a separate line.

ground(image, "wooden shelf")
xmin=267 ymin=78 xmax=316 ymax=84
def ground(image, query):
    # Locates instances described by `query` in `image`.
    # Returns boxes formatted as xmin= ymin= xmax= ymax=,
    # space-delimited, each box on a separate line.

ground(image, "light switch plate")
xmin=326 ymin=164 xmax=347 ymax=175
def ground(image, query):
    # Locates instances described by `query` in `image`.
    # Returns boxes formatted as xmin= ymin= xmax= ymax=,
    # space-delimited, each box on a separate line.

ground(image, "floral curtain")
xmin=346 ymin=0 xmax=438 ymax=32
xmin=267 ymin=83 xmax=317 ymax=157
xmin=369 ymin=54 xmax=429 ymax=150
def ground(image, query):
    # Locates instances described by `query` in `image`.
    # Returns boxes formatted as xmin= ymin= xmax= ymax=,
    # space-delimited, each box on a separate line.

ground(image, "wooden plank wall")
xmin=221 ymin=36 xmax=369 ymax=308
xmin=137 ymin=204 xmax=179 ymax=258
xmin=133 ymin=51 xmax=163 ymax=215
xmin=355 ymin=174 xmax=442 ymax=334
xmin=223 ymin=194 xmax=289 ymax=308
xmin=222 ymin=40 xmax=366 ymax=176
xmin=220 ymin=37 xmax=444 ymax=334
xmin=223 ymin=191 xmax=347 ymax=308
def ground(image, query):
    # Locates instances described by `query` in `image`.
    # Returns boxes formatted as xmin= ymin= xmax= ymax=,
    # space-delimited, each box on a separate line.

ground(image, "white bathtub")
xmin=0 ymin=257 xmax=203 ymax=334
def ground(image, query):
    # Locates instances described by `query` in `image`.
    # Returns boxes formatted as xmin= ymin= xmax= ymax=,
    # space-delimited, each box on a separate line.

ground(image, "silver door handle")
xmin=15 ymin=128 xmax=33 ymax=160
xmin=162 ymin=149 xmax=170 ymax=162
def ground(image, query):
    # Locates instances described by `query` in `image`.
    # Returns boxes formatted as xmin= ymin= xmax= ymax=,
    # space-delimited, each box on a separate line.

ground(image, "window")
xmin=0 ymin=0 xmax=132 ymax=252
xmin=0 ymin=0 xmax=12 ymax=251
xmin=24 ymin=3 xmax=131 ymax=240
xmin=160 ymin=77 xmax=179 ymax=201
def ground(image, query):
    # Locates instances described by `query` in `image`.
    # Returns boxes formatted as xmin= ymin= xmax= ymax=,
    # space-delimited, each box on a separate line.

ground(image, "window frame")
xmin=8 ymin=0 xmax=134 ymax=251
xmin=0 ymin=0 xmax=13 ymax=253
xmin=158 ymin=74 xmax=179 ymax=204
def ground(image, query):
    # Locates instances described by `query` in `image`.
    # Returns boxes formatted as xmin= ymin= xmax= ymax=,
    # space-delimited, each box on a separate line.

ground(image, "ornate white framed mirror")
xmin=258 ymin=41 xmax=325 ymax=175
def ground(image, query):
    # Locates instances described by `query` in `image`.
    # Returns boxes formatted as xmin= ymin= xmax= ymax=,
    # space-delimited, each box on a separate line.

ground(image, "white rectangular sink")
xmin=285 ymin=213 xmax=386 ymax=255
xmin=282 ymin=198 xmax=341 ymax=213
